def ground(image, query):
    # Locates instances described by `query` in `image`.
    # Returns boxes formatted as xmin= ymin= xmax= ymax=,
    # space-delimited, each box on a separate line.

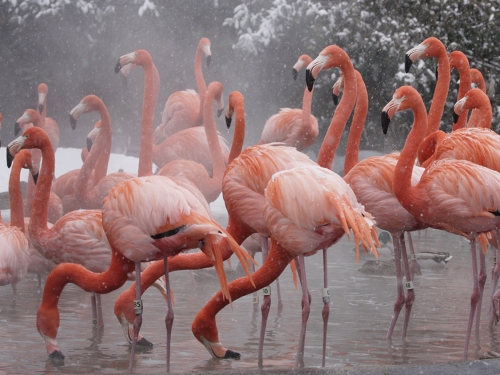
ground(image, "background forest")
xmin=0 ymin=0 xmax=498 ymax=159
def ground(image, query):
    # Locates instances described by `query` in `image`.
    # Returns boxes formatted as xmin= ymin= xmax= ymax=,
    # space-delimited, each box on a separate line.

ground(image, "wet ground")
xmin=1 ymin=227 xmax=499 ymax=374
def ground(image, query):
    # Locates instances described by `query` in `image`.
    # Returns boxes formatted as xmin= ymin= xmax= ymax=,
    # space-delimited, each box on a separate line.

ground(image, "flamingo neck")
xmin=467 ymin=94 xmax=492 ymax=128
xmin=451 ymin=63 xmax=471 ymax=131
xmin=227 ymin=106 xmax=246 ymax=165
xmin=203 ymin=86 xmax=226 ymax=183
xmin=37 ymin=248 xmax=134 ymax=340
xmin=426 ymin=52 xmax=450 ymax=136
xmin=75 ymin=107 xmax=112 ymax=206
xmin=138 ymin=61 xmax=159 ymax=177
xmin=192 ymin=237 xmax=294 ymax=344
xmin=29 ymin=136 xmax=55 ymax=242
xmin=9 ymin=158 xmax=26 ymax=232
xmin=344 ymin=71 xmax=368 ymax=175
xmin=40 ymin=97 xmax=47 ymax=130
xmin=317 ymin=64 xmax=357 ymax=170
xmin=25 ymin=116 xmax=42 ymax=215
xmin=393 ymin=99 xmax=428 ymax=203
xmin=194 ymin=46 xmax=207 ymax=125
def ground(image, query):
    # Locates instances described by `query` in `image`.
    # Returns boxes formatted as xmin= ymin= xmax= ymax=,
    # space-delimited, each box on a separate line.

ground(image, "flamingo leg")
xmin=406 ymin=232 xmax=419 ymax=279
xmin=37 ymin=274 xmax=42 ymax=294
xmin=294 ymin=257 xmax=311 ymax=306
xmin=129 ymin=261 xmax=143 ymax=371
xmin=400 ymin=232 xmax=415 ymax=341
xmin=474 ymin=249 xmax=486 ymax=349
xmin=11 ymin=283 xmax=17 ymax=304
xmin=164 ymin=258 xmax=174 ymax=373
xmin=295 ymin=254 xmax=310 ymax=369
xmin=251 ymin=260 xmax=259 ymax=310
xmin=489 ymin=231 xmax=500 ymax=325
xmin=464 ymin=235 xmax=481 ymax=360
xmin=96 ymin=293 xmax=104 ymax=328
xmin=258 ymin=236 xmax=271 ymax=366
xmin=387 ymin=232 xmax=405 ymax=339
xmin=276 ymin=276 xmax=283 ymax=310
xmin=91 ymin=292 xmax=98 ymax=327
xmin=321 ymin=248 xmax=330 ymax=367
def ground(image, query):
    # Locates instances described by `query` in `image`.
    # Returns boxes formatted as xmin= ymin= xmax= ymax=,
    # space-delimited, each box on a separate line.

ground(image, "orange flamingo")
xmin=405 ymin=37 xmax=450 ymax=165
xmin=15 ymin=110 xmax=62 ymax=223
xmin=382 ymin=85 xmax=500 ymax=359
xmin=257 ymin=54 xmax=319 ymax=150
xmin=1 ymin=150 xmax=34 ymax=300
xmin=153 ymin=37 xmax=211 ymax=141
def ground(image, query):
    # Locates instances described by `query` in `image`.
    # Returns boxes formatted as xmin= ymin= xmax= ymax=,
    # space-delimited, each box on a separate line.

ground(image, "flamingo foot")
xmin=137 ymin=337 xmax=153 ymax=347
xmin=386 ymin=293 xmax=405 ymax=339
xmin=44 ymin=335 xmax=64 ymax=359
xmin=48 ymin=350 xmax=65 ymax=360
xmin=120 ymin=320 xmax=153 ymax=346
xmin=258 ymin=294 xmax=271 ymax=364
xmin=201 ymin=337 xmax=241 ymax=359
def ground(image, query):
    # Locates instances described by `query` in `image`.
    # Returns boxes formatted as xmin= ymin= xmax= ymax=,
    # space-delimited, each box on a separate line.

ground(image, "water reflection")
xmin=0 ymin=228 xmax=498 ymax=373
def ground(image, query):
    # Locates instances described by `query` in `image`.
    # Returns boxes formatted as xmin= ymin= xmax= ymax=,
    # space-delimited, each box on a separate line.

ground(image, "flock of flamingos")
xmin=1 ymin=35 xmax=500 ymax=371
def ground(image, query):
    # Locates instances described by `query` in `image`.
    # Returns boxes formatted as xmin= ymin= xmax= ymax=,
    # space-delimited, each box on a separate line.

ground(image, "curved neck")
xmin=138 ymin=61 xmax=159 ymax=177
xmin=9 ymin=157 xmax=27 ymax=232
xmin=194 ymin=46 xmax=207 ymax=125
xmin=451 ymin=63 xmax=471 ymax=131
xmin=40 ymin=96 xmax=47 ymax=129
xmin=203 ymin=86 xmax=226 ymax=182
xmin=227 ymin=105 xmax=246 ymax=165
xmin=426 ymin=53 xmax=450 ymax=136
xmin=29 ymin=136 xmax=55 ymax=240
xmin=317 ymin=65 xmax=357 ymax=170
xmin=76 ymin=107 xmax=112 ymax=206
xmin=393 ymin=99 xmax=429 ymax=203
xmin=420 ymin=130 xmax=447 ymax=168
xmin=344 ymin=71 xmax=368 ymax=175
xmin=467 ymin=95 xmax=493 ymax=129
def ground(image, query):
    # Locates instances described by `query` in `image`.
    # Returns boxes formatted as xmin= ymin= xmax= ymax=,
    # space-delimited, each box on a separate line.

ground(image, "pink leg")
xmin=11 ymin=283 xmax=17 ymax=304
xmin=321 ymin=248 xmax=330 ymax=367
xmin=91 ymin=292 xmax=98 ymax=327
xmin=489 ymin=235 xmax=500 ymax=326
xmin=400 ymin=232 xmax=415 ymax=341
xmin=387 ymin=232 xmax=405 ymax=339
xmin=164 ymin=258 xmax=174 ymax=373
xmin=295 ymin=254 xmax=310 ymax=369
xmin=276 ymin=276 xmax=283 ymax=310
xmin=464 ymin=235 xmax=481 ymax=360
xmin=294 ymin=257 xmax=311 ymax=306
xmin=475 ymin=249 xmax=486 ymax=349
xmin=129 ymin=261 xmax=143 ymax=370
xmin=258 ymin=236 xmax=271 ymax=366
xmin=406 ymin=232 xmax=420 ymax=279
xmin=96 ymin=294 xmax=104 ymax=329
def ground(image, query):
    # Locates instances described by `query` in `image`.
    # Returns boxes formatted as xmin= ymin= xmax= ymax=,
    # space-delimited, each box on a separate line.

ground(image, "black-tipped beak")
xmin=87 ymin=137 xmax=93 ymax=152
xmin=306 ymin=69 xmax=315 ymax=92
xmin=332 ymin=92 xmax=339 ymax=106
xmin=14 ymin=122 xmax=21 ymax=136
xmin=38 ymin=104 xmax=44 ymax=114
xmin=217 ymin=108 xmax=223 ymax=118
xmin=225 ymin=116 xmax=232 ymax=129
xmin=404 ymin=54 xmax=413 ymax=73
xmin=114 ymin=59 xmax=122 ymax=74
xmin=6 ymin=148 xmax=13 ymax=168
xmin=292 ymin=68 xmax=298 ymax=80
xmin=206 ymin=55 xmax=211 ymax=67
xmin=70 ymin=114 xmax=77 ymax=130
xmin=32 ymin=173 xmax=39 ymax=185
xmin=381 ymin=111 xmax=391 ymax=135
xmin=435 ymin=66 xmax=439 ymax=80
xmin=452 ymin=110 xmax=459 ymax=124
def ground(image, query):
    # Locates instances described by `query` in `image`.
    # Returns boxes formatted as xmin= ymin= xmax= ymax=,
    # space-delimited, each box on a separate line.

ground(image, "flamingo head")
xmin=69 ymin=95 xmax=104 ymax=130
xmin=448 ymin=50 xmax=469 ymax=72
xmin=7 ymin=127 xmax=49 ymax=168
xmin=381 ymin=86 xmax=421 ymax=134
xmin=306 ymin=45 xmax=351 ymax=92
xmin=199 ymin=37 xmax=212 ymax=67
xmin=225 ymin=91 xmax=244 ymax=129
xmin=15 ymin=109 xmax=38 ymax=136
xmin=331 ymin=74 xmax=344 ymax=106
xmin=115 ymin=49 xmax=152 ymax=73
xmin=20 ymin=150 xmax=40 ymax=185
xmin=86 ymin=122 xmax=101 ymax=151
xmin=292 ymin=54 xmax=312 ymax=80
xmin=405 ymin=37 xmax=446 ymax=73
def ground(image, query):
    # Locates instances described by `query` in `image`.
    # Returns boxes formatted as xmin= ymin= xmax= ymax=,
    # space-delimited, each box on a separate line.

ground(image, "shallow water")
xmin=1 ymin=228 xmax=499 ymax=374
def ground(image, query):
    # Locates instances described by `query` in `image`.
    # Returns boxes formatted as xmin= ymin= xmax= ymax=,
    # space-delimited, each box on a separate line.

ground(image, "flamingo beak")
xmin=32 ymin=172 xmax=39 ymax=185
xmin=225 ymin=116 xmax=232 ymax=129
xmin=206 ymin=55 xmax=211 ymax=67
xmin=306 ymin=69 xmax=315 ymax=92
xmin=292 ymin=68 xmax=298 ymax=80
xmin=14 ymin=122 xmax=21 ymax=136
xmin=38 ymin=104 xmax=44 ymax=114
xmin=70 ymin=114 xmax=77 ymax=130
xmin=87 ymin=137 xmax=93 ymax=152
xmin=332 ymin=92 xmax=339 ymax=106
xmin=381 ymin=111 xmax=391 ymax=135
xmin=6 ymin=148 xmax=14 ymax=168
xmin=114 ymin=59 xmax=122 ymax=74
xmin=404 ymin=54 xmax=413 ymax=73
xmin=452 ymin=110 xmax=459 ymax=124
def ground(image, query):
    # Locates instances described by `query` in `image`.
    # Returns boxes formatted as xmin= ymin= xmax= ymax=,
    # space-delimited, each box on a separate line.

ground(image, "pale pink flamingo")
xmin=14 ymin=110 xmax=62 ymax=223
xmin=1 ymin=150 xmax=34 ymax=300
xmin=69 ymin=95 xmax=135 ymax=209
xmin=258 ymin=54 xmax=319 ymax=150
xmin=153 ymin=37 xmax=211 ymax=141
xmin=382 ymin=85 xmax=500 ymax=359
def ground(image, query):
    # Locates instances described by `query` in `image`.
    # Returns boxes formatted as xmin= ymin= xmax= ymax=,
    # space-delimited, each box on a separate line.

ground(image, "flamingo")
xmin=15 ymin=110 xmax=62 ymax=223
xmin=381 ymin=85 xmax=500 ymax=359
xmin=69 ymin=95 xmax=135 ymax=209
xmin=1 ymin=150 xmax=34 ymax=300
xmin=404 ymin=37 xmax=450 ymax=165
xmin=257 ymin=54 xmax=319 ymax=151
xmin=153 ymin=37 xmax=211 ymax=141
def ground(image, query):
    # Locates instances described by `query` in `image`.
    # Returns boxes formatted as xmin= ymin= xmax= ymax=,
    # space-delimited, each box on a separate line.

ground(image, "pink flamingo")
xmin=382 ymin=85 xmax=500 ymax=359
xmin=154 ymin=37 xmax=211 ymax=141
xmin=258 ymin=54 xmax=319 ymax=151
